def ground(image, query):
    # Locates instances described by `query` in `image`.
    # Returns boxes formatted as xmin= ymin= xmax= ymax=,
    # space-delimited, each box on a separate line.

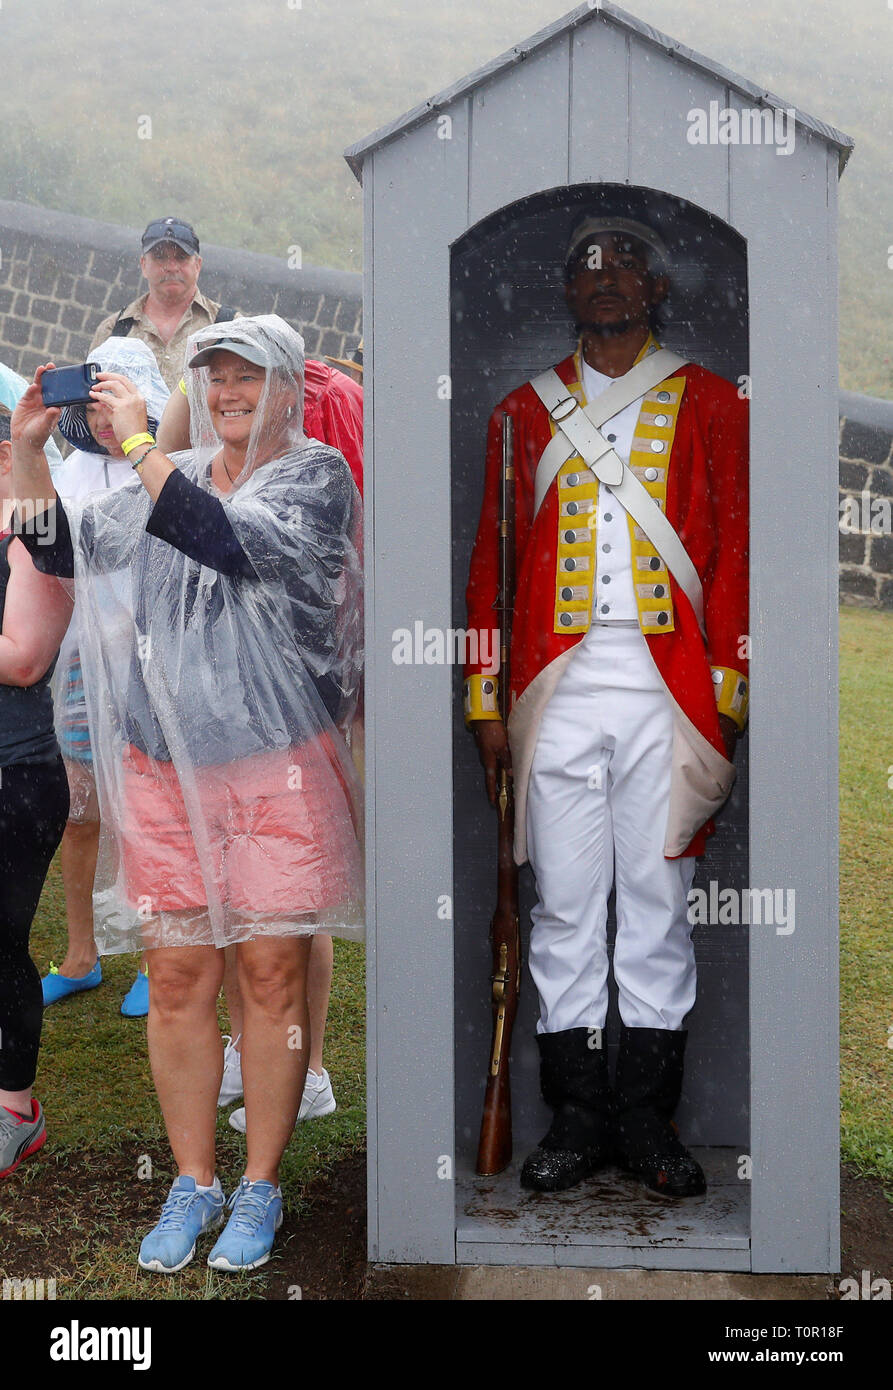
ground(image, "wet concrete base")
xmin=455 ymin=1147 xmax=750 ymax=1270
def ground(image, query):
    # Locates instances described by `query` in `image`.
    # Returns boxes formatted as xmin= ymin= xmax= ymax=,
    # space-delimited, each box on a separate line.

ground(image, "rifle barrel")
xmin=476 ymin=411 xmax=521 ymax=1177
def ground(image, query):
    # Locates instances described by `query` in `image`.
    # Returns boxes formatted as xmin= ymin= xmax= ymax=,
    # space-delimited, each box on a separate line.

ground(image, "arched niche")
xmin=450 ymin=185 xmax=750 ymax=1250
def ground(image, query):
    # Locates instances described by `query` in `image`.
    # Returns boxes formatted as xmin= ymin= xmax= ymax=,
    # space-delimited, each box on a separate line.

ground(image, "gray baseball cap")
xmin=187 ymin=338 xmax=270 ymax=370
xmin=142 ymin=217 xmax=200 ymax=256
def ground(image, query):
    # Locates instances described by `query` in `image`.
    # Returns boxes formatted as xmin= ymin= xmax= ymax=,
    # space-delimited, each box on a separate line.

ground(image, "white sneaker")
xmin=227 ymin=1068 xmax=337 ymax=1134
xmin=299 ymin=1068 xmax=337 ymax=1121
xmin=217 ymin=1034 xmax=243 ymax=1107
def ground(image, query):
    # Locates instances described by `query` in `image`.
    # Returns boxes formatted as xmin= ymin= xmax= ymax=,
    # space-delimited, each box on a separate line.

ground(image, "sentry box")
xmin=346 ymin=3 xmax=851 ymax=1274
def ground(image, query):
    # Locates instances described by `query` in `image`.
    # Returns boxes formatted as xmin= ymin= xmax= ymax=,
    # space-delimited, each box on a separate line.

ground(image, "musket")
xmin=475 ymin=412 xmax=521 ymax=1177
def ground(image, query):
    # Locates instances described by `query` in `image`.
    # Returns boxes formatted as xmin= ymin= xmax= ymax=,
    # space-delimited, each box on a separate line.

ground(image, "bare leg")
xmin=224 ymin=933 xmax=331 ymax=1075
xmin=306 ymin=934 xmax=333 ymax=1075
xmin=237 ymin=936 xmax=312 ymax=1184
xmin=147 ymin=943 xmax=225 ymax=1186
xmin=222 ymin=945 xmax=243 ymax=1041
xmin=58 ymin=818 xmax=100 ymax=977
xmin=0 ymin=1085 xmax=33 ymax=1114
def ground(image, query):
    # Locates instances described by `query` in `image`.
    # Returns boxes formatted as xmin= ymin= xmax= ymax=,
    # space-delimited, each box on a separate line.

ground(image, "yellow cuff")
xmin=121 ymin=432 xmax=155 ymax=457
xmin=711 ymin=666 xmax=749 ymax=731
xmin=464 ymin=673 xmax=501 ymax=724
xmin=178 ymin=377 xmax=188 ymax=396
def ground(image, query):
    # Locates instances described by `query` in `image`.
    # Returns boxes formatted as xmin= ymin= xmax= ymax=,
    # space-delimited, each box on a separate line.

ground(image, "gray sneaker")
xmin=0 ymin=1099 xmax=46 ymax=1178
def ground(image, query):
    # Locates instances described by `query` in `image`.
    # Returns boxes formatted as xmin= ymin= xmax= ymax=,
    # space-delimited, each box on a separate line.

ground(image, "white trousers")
xmin=526 ymin=625 xmax=697 ymax=1035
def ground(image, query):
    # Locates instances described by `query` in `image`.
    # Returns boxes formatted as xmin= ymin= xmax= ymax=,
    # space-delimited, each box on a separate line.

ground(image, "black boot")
xmin=520 ymin=1028 xmax=614 ymax=1192
xmin=613 ymin=1026 xmax=706 ymax=1197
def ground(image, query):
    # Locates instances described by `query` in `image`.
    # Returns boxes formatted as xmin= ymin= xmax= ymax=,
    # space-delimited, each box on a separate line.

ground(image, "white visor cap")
xmin=566 ymin=217 xmax=670 ymax=272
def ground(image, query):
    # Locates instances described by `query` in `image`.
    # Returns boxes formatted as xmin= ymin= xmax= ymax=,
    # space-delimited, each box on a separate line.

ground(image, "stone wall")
xmin=0 ymin=199 xmax=361 ymax=382
xmin=0 ymin=200 xmax=891 ymax=608
xmin=838 ymin=391 xmax=893 ymax=609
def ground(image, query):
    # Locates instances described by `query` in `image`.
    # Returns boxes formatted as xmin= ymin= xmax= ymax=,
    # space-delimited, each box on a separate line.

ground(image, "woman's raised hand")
xmin=11 ymin=365 xmax=62 ymax=451
xmin=91 ymin=372 xmax=150 ymax=448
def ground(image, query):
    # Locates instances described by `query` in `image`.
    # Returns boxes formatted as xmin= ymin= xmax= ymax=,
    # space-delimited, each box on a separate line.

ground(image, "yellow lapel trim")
xmin=550 ymin=336 xmax=685 ymax=637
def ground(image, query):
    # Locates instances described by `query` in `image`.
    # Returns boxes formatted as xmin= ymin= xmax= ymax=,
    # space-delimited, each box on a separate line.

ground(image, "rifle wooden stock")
xmin=476 ymin=412 xmax=521 ymax=1177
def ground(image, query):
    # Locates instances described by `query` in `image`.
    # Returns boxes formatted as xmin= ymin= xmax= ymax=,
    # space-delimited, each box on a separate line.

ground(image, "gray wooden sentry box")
xmin=346 ymin=2 xmax=852 ymax=1273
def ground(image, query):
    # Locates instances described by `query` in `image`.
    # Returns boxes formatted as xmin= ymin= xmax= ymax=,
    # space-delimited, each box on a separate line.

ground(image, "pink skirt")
xmin=120 ymin=737 xmax=361 ymax=918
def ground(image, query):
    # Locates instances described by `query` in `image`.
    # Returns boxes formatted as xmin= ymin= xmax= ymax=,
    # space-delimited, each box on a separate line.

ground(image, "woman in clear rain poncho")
xmin=11 ymin=314 xmax=363 ymax=1273
xmin=43 ymin=336 xmax=170 ymax=1018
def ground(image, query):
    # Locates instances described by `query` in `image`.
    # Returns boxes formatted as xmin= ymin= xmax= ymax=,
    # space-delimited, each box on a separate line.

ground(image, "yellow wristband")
xmin=178 ymin=377 xmax=187 ymax=396
xmin=121 ymin=433 xmax=155 ymax=457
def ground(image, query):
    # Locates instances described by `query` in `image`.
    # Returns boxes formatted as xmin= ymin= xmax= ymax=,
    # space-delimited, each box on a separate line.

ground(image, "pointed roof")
xmin=345 ymin=1 xmax=853 ymax=180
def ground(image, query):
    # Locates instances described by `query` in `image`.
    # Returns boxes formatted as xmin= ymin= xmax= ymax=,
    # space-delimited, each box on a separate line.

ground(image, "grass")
xmin=3 ymin=604 xmax=890 ymax=1298
xmin=838 ymin=607 xmax=893 ymax=1186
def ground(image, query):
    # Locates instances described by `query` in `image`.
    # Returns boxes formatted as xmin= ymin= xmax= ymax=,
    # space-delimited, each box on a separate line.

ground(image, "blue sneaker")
xmin=120 ymin=968 xmax=149 ymax=1017
xmin=42 ymin=959 xmax=102 ymax=1007
xmin=207 ymin=1178 xmax=283 ymax=1272
xmin=138 ymin=1176 xmax=225 ymax=1273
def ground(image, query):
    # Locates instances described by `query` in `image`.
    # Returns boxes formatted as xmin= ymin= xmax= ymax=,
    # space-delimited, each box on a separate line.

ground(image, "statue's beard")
xmin=574 ymin=318 xmax=634 ymax=338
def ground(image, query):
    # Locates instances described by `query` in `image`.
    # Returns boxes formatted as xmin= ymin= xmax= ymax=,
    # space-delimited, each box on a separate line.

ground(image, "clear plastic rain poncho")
xmin=53 ymin=338 xmax=170 ymax=821
xmin=65 ymin=314 xmax=364 ymax=952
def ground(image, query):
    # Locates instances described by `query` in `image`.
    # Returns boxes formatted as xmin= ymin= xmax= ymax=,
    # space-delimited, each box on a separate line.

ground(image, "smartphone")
xmin=41 ymin=363 xmax=101 ymax=407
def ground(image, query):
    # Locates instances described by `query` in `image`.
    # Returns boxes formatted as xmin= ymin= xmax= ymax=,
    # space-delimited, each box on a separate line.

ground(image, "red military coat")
xmin=464 ymin=339 xmax=749 ymax=863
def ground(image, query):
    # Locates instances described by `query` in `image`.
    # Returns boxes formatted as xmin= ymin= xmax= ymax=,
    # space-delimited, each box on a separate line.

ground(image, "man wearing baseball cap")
xmin=90 ymin=217 xmax=239 ymax=391
xmin=464 ymin=216 xmax=749 ymax=1200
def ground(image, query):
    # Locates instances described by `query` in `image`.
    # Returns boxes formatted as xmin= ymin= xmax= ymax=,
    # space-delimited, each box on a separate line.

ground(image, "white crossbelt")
xmin=529 ymin=349 xmax=707 ymax=639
